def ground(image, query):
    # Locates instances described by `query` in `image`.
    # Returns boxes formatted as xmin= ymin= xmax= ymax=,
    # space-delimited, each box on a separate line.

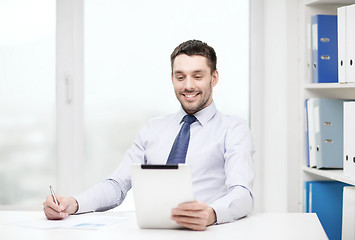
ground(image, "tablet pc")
xmin=130 ymin=164 xmax=194 ymax=229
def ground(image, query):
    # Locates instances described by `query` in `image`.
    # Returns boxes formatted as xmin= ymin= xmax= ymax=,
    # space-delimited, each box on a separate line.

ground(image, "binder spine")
xmin=312 ymin=15 xmax=338 ymax=83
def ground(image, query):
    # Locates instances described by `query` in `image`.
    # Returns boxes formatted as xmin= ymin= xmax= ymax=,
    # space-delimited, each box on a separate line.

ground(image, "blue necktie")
xmin=167 ymin=115 xmax=197 ymax=164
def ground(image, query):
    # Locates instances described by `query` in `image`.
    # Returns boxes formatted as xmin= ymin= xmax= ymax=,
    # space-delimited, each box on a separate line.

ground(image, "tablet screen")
xmin=131 ymin=164 xmax=194 ymax=229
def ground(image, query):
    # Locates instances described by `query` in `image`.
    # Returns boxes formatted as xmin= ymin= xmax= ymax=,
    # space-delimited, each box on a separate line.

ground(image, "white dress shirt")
xmin=75 ymin=101 xmax=255 ymax=224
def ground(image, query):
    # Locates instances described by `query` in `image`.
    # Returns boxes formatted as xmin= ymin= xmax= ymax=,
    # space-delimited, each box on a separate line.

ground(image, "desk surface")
xmin=0 ymin=211 xmax=328 ymax=240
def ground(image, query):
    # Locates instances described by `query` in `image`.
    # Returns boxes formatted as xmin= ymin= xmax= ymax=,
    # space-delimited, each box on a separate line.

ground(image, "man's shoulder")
xmin=214 ymin=111 xmax=248 ymax=127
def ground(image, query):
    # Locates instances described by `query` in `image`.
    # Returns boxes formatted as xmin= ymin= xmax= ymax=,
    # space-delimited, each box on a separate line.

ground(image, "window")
xmin=0 ymin=0 xmax=55 ymax=207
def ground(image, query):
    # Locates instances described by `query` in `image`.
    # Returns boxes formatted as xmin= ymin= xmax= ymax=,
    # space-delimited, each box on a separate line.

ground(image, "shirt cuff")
xmin=73 ymin=194 xmax=95 ymax=214
xmin=209 ymin=185 xmax=253 ymax=224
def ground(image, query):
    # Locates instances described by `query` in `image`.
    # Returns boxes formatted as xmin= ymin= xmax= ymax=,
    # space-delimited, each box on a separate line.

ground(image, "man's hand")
xmin=171 ymin=201 xmax=216 ymax=231
xmin=43 ymin=196 xmax=78 ymax=220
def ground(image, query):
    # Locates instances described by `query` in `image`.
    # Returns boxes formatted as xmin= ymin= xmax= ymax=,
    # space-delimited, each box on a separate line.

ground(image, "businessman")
xmin=43 ymin=40 xmax=255 ymax=231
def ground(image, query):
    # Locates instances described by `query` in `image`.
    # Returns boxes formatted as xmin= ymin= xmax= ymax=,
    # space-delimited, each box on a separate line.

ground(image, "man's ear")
xmin=211 ymin=70 xmax=219 ymax=87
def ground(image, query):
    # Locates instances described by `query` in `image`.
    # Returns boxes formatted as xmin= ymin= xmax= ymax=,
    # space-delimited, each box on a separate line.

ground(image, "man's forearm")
xmin=74 ymin=179 xmax=126 ymax=214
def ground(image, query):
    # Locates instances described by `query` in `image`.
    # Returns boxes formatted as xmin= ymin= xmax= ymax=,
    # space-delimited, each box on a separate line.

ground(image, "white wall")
xmin=251 ymin=0 xmax=300 ymax=213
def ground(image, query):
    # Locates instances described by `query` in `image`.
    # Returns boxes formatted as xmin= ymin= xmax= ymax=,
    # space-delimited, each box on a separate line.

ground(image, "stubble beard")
xmin=177 ymin=84 xmax=213 ymax=114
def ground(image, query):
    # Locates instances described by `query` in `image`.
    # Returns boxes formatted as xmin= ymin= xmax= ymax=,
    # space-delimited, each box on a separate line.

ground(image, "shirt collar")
xmin=176 ymin=101 xmax=217 ymax=126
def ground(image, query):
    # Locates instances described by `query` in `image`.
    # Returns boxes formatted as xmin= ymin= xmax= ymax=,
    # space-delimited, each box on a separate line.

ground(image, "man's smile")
xmin=183 ymin=92 xmax=200 ymax=100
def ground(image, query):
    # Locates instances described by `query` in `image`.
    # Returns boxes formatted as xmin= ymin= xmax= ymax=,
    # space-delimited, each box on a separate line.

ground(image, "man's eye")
xmin=177 ymin=76 xmax=185 ymax=80
xmin=195 ymin=75 xmax=202 ymax=79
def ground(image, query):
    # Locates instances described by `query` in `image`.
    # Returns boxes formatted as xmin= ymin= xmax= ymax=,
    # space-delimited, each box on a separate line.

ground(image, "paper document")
xmin=14 ymin=214 xmax=127 ymax=230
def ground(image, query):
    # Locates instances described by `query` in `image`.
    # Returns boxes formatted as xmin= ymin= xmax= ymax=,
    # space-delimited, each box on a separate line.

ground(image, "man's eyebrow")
xmin=173 ymin=70 xmax=206 ymax=74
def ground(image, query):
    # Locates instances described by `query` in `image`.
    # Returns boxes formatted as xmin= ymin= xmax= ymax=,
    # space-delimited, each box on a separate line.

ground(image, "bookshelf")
xmin=300 ymin=0 xmax=355 ymax=209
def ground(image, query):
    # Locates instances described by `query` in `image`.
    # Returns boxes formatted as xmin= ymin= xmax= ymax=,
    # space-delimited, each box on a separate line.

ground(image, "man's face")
xmin=171 ymin=54 xmax=218 ymax=114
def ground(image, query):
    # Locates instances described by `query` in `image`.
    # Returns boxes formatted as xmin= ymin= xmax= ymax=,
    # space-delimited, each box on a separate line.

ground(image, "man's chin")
xmin=181 ymin=103 xmax=200 ymax=114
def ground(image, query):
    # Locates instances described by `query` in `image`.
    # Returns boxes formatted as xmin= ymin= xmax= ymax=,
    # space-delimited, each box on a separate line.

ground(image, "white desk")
xmin=0 ymin=211 xmax=328 ymax=240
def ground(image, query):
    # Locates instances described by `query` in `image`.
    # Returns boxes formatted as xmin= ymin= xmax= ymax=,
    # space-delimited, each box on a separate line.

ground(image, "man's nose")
xmin=184 ymin=77 xmax=194 ymax=90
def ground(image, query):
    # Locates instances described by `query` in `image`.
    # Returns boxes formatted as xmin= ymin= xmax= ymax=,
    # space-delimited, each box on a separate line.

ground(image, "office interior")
xmin=1 ymin=0 xmax=353 ymax=232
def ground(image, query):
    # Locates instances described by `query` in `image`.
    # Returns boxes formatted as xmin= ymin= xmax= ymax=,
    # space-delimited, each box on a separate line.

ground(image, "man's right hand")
xmin=43 ymin=196 xmax=78 ymax=220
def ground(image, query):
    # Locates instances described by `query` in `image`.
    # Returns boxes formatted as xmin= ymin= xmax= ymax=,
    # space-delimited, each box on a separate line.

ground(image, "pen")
xmin=49 ymin=185 xmax=59 ymax=206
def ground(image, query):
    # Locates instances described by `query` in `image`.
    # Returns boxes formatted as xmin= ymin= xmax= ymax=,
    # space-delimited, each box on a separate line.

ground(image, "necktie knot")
xmin=183 ymin=114 xmax=197 ymax=125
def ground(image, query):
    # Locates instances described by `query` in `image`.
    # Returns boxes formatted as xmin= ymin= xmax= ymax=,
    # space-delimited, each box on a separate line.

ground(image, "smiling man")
xmin=43 ymin=40 xmax=255 ymax=231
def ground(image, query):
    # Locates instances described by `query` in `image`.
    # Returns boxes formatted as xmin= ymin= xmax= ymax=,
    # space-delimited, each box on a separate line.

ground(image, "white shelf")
xmin=303 ymin=166 xmax=355 ymax=185
xmin=305 ymin=0 xmax=355 ymax=6
xmin=304 ymin=83 xmax=355 ymax=99
xmin=304 ymin=82 xmax=355 ymax=89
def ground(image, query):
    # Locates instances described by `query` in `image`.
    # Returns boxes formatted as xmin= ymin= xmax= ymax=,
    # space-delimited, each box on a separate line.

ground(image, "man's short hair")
xmin=170 ymin=40 xmax=217 ymax=74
